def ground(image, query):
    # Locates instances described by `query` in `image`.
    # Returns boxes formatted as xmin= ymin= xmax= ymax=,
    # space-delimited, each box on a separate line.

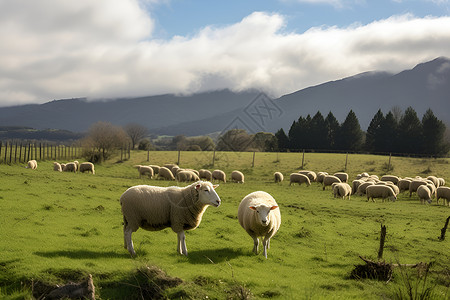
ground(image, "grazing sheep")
xmin=149 ymin=165 xmax=160 ymax=174
xmin=63 ymin=162 xmax=77 ymax=173
xmin=356 ymin=182 xmax=374 ymax=196
xmin=79 ymin=162 xmax=95 ymax=174
xmin=355 ymin=172 xmax=370 ymax=180
xmin=409 ymin=179 xmax=427 ymax=197
xmin=238 ymin=191 xmax=281 ymax=259
xmin=316 ymin=172 xmax=328 ymax=184
xmin=380 ymin=175 xmax=400 ymax=185
xmin=73 ymin=160 xmax=80 ymax=171
xmin=298 ymin=170 xmax=317 ymax=182
xmin=333 ymin=182 xmax=352 ymax=200
xmin=322 ymin=175 xmax=341 ymax=190
xmin=366 ymin=185 xmax=397 ymax=202
xmin=289 ymin=173 xmax=311 ymax=186
xmin=231 ymin=170 xmax=245 ymax=183
xmin=417 ymin=185 xmax=432 ymax=204
xmin=438 ymin=177 xmax=445 ymax=186
xmin=136 ymin=166 xmax=154 ymax=179
xmin=274 ymin=172 xmax=284 ymax=183
xmin=177 ymin=170 xmax=200 ymax=182
xmin=164 ymin=163 xmax=178 ymax=170
xmin=427 ymin=176 xmax=440 ymax=188
xmin=158 ymin=167 xmax=175 ymax=181
xmin=120 ymin=181 xmax=221 ymax=256
xmin=398 ymin=179 xmax=412 ymax=193
xmin=185 ymin=169 xmax=200 ymax=176
xmin=333 ymin=172 xmax=348 ymax=183
xmin=53 ymin=162 xmax=62 ymax=172
xmin=212 ymin=170 xmax=226 ymax=183
xmin=436 ymin=186 xmax=450 ymax=206
xmin=26 ymin=160 xmax=37 ymax=170
xmin=199 ymin=169 xmax=212 ymax=181
xmin=352 ymin=179 xmax=364 ymax=195
xmin=171 ymin=166 xmax=181 ymax=175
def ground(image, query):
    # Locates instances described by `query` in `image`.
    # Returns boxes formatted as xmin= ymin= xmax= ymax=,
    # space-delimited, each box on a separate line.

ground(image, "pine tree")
xmin=325 ymin=112 xmax=340 ymax=150
xmin=365 ymin=109 xmax=384 ymax=152
xmin=337 ymin=110 xmax=363 ymax=151
xmin=379 ymin=111 xmax=398 ymax=153
xmin=421 ymin=108 xmax=448 ymax=156
xmin=397 ymin=107 xmax=422 ymax=154
xmin=310 ymin=111 xmax=328 ymax=150
xmin=275 ymin=128 xmax=290 ymax=152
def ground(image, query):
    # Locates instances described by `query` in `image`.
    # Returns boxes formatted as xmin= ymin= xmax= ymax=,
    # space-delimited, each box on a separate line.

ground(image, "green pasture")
xmin=0 ymin=151 xmax=449 ymax=299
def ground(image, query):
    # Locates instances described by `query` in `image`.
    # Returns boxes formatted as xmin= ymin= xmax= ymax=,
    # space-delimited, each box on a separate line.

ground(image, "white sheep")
xmin=289 ymin=173 xmax=311 ymax=186
xmin=149 ymin=165 xmax=160 ymax=174
xmin=417 ymin=185 xmax=432 ymax=204
xmin=199 ymin=169 xmax=212 ymax=181
xmin=380 ymin=175 xmax=400 ymax=185
xmin=351 ymin=179 xmax=364 ymax=195
xmin=333 ymin=172 xmax=348 ymax=183
xmin=274 ymin=172 xmax=284 ymax=183
xmin=63 ymin=162 xmax=77 ymax=173
xmin=356 ymin=182 xmax=374 ymax=196
xmin=53 ymin=162 xmax=62 ymax=172
xmin=238 ymin=191 xmax=281 ymax=259
xmin=73 ymin=160 xmax=80 ymax=171
xmin=158 ymin=167 xmax=175 ymax=181
xmin=212 ymin=170 xmax=226 ymax=183
xmin=436 ymin=186 xmax=450 ymax=206
xmin=120 ymin=181 xmax=221 ymax=256
xmin=322 ymin=175 xmax=341 ymax=190
xmin=26 ymin=160 xmax=37 ymax=170
xmin=177 ymin=170 xmax=200 ymax=182
xmin=409 ymin=179 xmax=427 ymax=197
xmin=427 ymin=176 xmax=440 ymax=188
xmin=398 ymin=179 xmax=412 ymax=193
xmin=316 ymin=172 xmax=328 ymax=184
xmin=137 ymin=166 xmax=153 ymax=179
xmin=79 ymin=162 xmax=95 ymax=174
xmin=438 ymin=177 xmax=445 ymax=186
xmin=298 ymin=170 xmax=317 ymax=182
xmin=366 ymin=185 xmax=397 ymax=202
xmin=231 ymin=170 xmax=244 ymax=183
xmin=333 ymin=182 xmax=352 ymax=200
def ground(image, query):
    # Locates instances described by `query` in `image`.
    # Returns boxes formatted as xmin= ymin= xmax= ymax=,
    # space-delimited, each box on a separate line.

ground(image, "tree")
xmin=365 ymin=109 xmax=384 ymax=152
xmin=288 ymin=116 xmax=310 ymax=150
xmin=421 ymin=108 xmax=449 ymax=156
xmin=309 ymin=111 xmax=328 ymax=150
xmin=337 ymin=110 xmax=363 ymax=151
xmin=83 ymin=121 xmax=129 ymax=162
xmin=397 ymin=107 xmax=422 ymax=154
xmin=124 ymin=123 xmax=148 ymax=149
xmin=325 ymin=112 xmax=340 ymax=150
xmin=216 ymin=129 xmax=253 ymax=151
xmin=379 ymin=111 xmax=398 ymax=153
xmin=275 ymin=128 xmax=289 ymax=152
xmin=252 ymin=132 xmax=277 ymax=152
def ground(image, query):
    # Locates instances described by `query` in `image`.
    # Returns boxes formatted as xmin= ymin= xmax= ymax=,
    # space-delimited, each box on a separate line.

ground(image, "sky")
xmin=1 ymin=0 xmax=450 ymax=107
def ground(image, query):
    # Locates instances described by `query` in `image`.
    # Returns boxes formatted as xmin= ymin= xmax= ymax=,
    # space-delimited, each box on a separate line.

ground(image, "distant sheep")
xmin=417 ymin=185 xmax=432 ymax=204
xmin=231 ymin=170 xmax=245 ymax=183
xmin=120 ymin=181 xmax=221 ymax=256
xmin=398 ymin=179 xmax=412 ymax=193
xmin=26 ymin=160 xmax=37 ymax=170
xmin=436 ymin=186 xmax=450 ymax=206
xmin=289 ymin=173 xmax=311 ymax=186
xmin=380 ymin=175 xmax=400 ymax=185
xmin=355 ymin=173 xmax=370 ymax=180
xmin=298 ymin=170 xmax=317 ymax=182
xmin=274 ymin=172 xmax=284 ymax=183
xmin=409 ymin=179 xmax=427 ymax=197
xmin=356 ymin=182 xmax=374 ymax=196
xmin=333 ymin=182 xmax=352 ymax=200
xmin=212 ymin=170 xmax=226 ymax=183
xmin=63 ymin=162 xmax=77 ymax=173
xmin=316 ymin=172 xmax=328 ymax=184
xmin=238 ymin=191 xmax=281 ymax=259
xmin=177 ymin=170 xmax=200 ymax=182
xmin=79 ymin=162 xmax=95 ymax=174
xmin=333 ymin=172 xmax=348 ymax=183
xmin=73 ymin=160 xmax=80 ymax=171
xmin=427 ymin=176 xmax=440 ymax=188
xmin=438 ymin=177 xmax=445 ymax=186
xmin=352 ymin=179 xmax=364 ymax=195
xmin=366 ymin=185 xmax=397 ymax=202
xmin=149 ymin=165 xmax=160 ymax=174
xmin=158 ymin=167 xmax=175 ymax=181
xmin=199 ymin=169 xmax=212 ymax=181
xmin=53 ymin=162 xmax=62 ymax=172
xmin=136 ymin=166 xmax=153 ymax=179
xmin=322 ymin=175 xmax=341 ymax=190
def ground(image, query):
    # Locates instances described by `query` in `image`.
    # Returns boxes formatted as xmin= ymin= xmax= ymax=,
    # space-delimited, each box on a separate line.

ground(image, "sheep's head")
xmin=196 ymin=182 xmax=221 ymax=207
xmin=249 ymin=204 xmax=278 ymax=226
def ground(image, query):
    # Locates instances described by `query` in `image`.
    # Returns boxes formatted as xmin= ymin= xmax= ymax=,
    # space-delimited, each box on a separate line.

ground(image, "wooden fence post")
xmin=9 ymin=142 xmax=13 ymax=163
xmin=4 ymin=142 xmax=8 ymax=162
xmin=177 ymin=150 xmax=181 ymax=166
xmin=252 ymin=151 xmax=256 ymax=167
xmin=34 ymin=143 xmax=37 ymax=161
xmin=147 ymin=150 xmax=150 ymax=162
xmin=212 ymin=150 xmax=216 ymax=167
xmin=378 ymin=224 xmax=387 ymax=260
xmin=345 ymin=152 xmax=349 ymax=171
xmin=14 ymin=142 xmax=18 ymax=163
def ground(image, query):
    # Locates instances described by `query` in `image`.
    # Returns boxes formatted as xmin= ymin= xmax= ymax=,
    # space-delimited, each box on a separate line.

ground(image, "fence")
xmin=0 ymin=141 xmax=82 ymax=164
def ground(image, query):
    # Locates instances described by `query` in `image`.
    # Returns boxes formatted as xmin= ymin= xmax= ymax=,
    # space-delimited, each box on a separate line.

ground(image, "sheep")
xmin=417 ymin=185 xmax=432 ymax=204
xmin=137 ymin=166 xmax=154 ymax=179
xmin=380 ymin=175 xmax=400 ymax=185
xmin=356 ymin=182 xmax=374 ymax=196
xmin=436 ymin=186 xmax=450 ymax=206
xmin=398 ymin=179 xmax=412 ymax=193
xmin=199 ymin=169 xmax=212 ymax=181
xmin=332 ymin=182 xmax=352 ymax=200
xmin=322 ymin=175 xmax=341 ymax=190
xmin=26 ymin=160 xmax=37 ymax=170
xmin=238 ymin=191 xmax=281 ymax=259
xmin=316 ymin=172 xmax=328 ymax=184
xmin=60 ymin=163 xmax=66 ymax=171
xmin=409 ymin=179 xmax=427 ymax=197
xmin=231 ymin=170 xmax=245 ymax=183
xmin=73 ymin=160 xmax=80 ymax=172
xmin=298 ymin=170 xmax=317 ymax=182
xmin=185 ymin=169 xmax=200 ymax=176
xmin=149 ymin=165 xmax=160 ymax=174
xmin=120 ymin=181 xmax=221 ymax=257
xmin=171 ymin=166 xmax=181 ymax=175
xmin=352 ymin=179 xmax=364 ymax=195
xmin=79 ymin=162 xmax=95 ymax=174
xmin=177 ymin=170 xmax=200 ymax=182
xmin=53 ymin=162 xmax=62 ymax=172
xmin=366 ymin=185 xmax=397 ymax=202
xmin=164 ymin=163 xmax=178 ymax=170
xmin=333 ymin=172 xmax=348 ymax=183
xmin=212 ymin=170 xmax=226 ymax=183
xmin=427 ymin=176 xmax=440 ymax=188
xmin=274 ymin=172 xmax=284 ymax=183
xmin=355 ymin=172 xmax=370 ymax=180
xmin=158 ymin=167 xmax=175 ymax=181
xmin=438 ymin=177 xmax=445 ymax=186
xmin=289 ymin=173 xmax=311 ymax=186
xmin=63 ymin=162 xmax=77 ymax=173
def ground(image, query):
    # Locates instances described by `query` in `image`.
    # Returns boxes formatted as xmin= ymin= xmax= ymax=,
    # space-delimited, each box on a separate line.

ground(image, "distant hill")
xmin=0 ymin=57 xmax=448 ymax=138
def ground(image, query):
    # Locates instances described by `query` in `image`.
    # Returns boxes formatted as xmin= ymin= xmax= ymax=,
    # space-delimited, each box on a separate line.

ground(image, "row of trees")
xmin=275 ymin=107 xmax=449 ymax=156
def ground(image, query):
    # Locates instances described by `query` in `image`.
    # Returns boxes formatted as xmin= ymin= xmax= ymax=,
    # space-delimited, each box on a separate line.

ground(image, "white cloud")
xmin=1 ymin=2 xmax=450 ymax=106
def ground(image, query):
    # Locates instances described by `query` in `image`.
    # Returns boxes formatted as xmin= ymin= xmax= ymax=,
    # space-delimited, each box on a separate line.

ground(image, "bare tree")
xmin=391 ymin=105 xmax=403 ymax=123
xmin=124 ymin=123 xmax=148 ymax=149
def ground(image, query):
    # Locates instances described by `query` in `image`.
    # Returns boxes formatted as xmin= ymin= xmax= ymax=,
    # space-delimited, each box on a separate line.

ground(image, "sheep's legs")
xmin=177 ymin=231 xmax=188 ymax=256
xmin=262 ymin=238 xmax=270 ymax=259
xmin=123 ymin=226 xmax=136 ymax=257
xmin=252 ymin=236 xmax=259 ymax=255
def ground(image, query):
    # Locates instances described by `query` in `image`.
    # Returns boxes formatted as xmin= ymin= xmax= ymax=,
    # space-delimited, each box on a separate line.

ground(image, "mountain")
xmin=0 ymin=57 xmax=448 ymax=137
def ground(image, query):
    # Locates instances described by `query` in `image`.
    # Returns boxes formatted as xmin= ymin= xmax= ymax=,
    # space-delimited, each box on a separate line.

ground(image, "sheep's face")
xmin=196 ymin=182 xmax=221 ymax=207
xmin=249 ymin=205 xmax=278 ymax=226
xmin=389 ymin=195 xmax=397 ymax=202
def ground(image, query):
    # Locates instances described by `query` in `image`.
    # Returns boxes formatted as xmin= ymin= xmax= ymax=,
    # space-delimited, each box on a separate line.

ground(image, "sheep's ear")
xmin=195 ymin=184 xmax=201 ymax=190
xmin=212 ymin=184 xmax=219 ymax=189
xmin=249 ymin=206 xmax=257 ymax=211
xmin=270 ymin=206 xmax=278 ymax=210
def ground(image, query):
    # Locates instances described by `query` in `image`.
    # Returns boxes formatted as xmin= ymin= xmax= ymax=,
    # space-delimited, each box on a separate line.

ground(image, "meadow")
xmin=0 ymin=151 xmax=449 ymax=299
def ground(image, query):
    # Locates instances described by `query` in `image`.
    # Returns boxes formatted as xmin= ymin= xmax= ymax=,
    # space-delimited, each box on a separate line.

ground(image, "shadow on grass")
xmin=186 ymin=247 xmax=247 ymax=264
xmin=33 ymin=249 xmax=132 ymax=259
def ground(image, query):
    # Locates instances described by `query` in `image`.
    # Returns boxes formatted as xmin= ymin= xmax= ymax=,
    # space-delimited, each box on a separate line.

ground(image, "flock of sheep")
xmin=25 ymin=159 xmax=95 ymax=174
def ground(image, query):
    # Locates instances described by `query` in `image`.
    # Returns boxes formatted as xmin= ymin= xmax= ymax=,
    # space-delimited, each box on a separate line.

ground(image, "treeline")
xmin=275 ymin=107 xmax=449 ymax=156
xmin=0 ymin=126 xmax=84 ymax=142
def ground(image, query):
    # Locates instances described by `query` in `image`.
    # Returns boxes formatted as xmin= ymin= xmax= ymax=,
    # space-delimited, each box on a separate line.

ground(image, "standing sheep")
xmin=53 ymin=162 xmax=62 ymax=172
xmin=79 ymin=162 xmax=95 ymax=174
xmin=398 ymin=179 xmax=412 ymax=193
xmin=333 ymin=183 xmax=352 ymax=200
xmin=366 ymin=185 xmax=397 ymax=202
xmin=136 ymin=166 xmax=153 ymax=179
xmin=231 ymin=170 xmax=245 ymax=183
xmin=158 ymin=167 xmax=175 ymax=181
xmin=417 ymin=185 xmax=432 ymax=204
xmin=436 ymin=186 xmax=450 ymax=206
xmin=333 ymin=172 xmax=349 ymax=183
xmin=199 ymin=169 xmax=212 ymax=181
xmin=212 ymin=170 xmax=226 ymax=183
xmin=177 ymin=170 xmax=200 ymax=182
xmin=120 ymin=181 xmax=221 ymax=256
xmin=238 ymin=191 xmax=281 ymax=259
xmin=63 ymin=162 xmax=77 ymax=173
xmin=356 ymin=182 xmax=374 ymax=196
xmin=380 ymin=175 xmax=400 ymax=185
xmin=409 ymin=179 xmax=427 ymax=197
xmin=149 ymin=165 xmax=160 ymax=174
xmin=298 ymin=170 xmax=317 ymax=182
xmin=316 ymin=172 xmax=328 ymax=184
xmin=26 ymin=160 xmax=37 ymax=170
xmin=274 ymin=172 xmax=284 ymax=183
xmin=289 ymin=173 xmax=311 ymax=186
xmin=322 ymin=175 xmax=341 ymax=190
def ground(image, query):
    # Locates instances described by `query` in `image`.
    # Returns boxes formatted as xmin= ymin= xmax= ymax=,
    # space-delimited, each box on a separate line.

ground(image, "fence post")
xmin=34 ymin=143 xmax=37 ymax=161
xmin=252 ymin=151 xmax=256 ymax=168
xmin=4 ymin=142 xmax=8 ymax=162
xmin=0 ymin=141 xmax=2 ymax=163
xmin=14 ymin=142 xmax=18 ymax=163
xmin=27 ymin=144 xmax=31 ymax=162
xmin=301 ymin=149 xmax=305 ymax=169
xmin=387 ymin=153 xmax=392 ymax=172
xmin=147 ymin=150 xmax=150 ymax=161
xmin=9 ymin=142 xmax=13 ymax=164
xmin=128 ymin=144 xmax=131 ymax=159
xmin=177 ymin=150 xmax=181 ymax=166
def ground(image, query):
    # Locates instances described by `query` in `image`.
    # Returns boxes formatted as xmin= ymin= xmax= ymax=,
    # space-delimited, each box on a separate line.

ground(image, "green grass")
xmin=0 ymin=151 xmax=449 ymax=299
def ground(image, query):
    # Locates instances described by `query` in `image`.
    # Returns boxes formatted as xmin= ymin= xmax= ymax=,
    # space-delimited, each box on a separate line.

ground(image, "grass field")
xmin=0 ymin=151 xmax=449 ymax=299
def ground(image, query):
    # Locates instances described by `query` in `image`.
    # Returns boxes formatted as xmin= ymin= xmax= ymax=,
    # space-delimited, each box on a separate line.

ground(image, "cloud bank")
xmin=1 ymin=0 xmax=450 ymax=106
